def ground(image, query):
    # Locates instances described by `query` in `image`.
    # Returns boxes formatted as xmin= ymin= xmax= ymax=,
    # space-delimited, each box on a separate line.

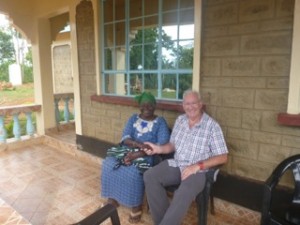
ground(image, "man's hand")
xmin=181 ymin=164 xmax=199 ymax=180
xmin=142 ymin=142 xmax=157 ymax=155
xmin=140 ymin=143 xmax=153 ymax=151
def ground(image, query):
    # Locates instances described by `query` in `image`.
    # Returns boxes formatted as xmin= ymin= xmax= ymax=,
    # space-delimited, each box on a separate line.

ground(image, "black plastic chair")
xmin=166 ymin=168 xmax=219 ymax=225
xmin=260 ymin=154 xmax=300 ymax=225
xmin=72 ymin=204 xmax=121 ymax=225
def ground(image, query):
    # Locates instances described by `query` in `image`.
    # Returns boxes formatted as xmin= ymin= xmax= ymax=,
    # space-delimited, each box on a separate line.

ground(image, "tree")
xmin=22 ymin=48 xmax=33 ymax=83
xmin=0 ymin=25 xmax=32 ymax=83
xmin=0 ymin=29 xmax=15 ymax=64
xmin=128 ymin=26 xmax=194 ymax=99
xmin=0 ymin=29 xmax=15 ymax=81
xmin=129 ymin=28 xmax=176 ymax=91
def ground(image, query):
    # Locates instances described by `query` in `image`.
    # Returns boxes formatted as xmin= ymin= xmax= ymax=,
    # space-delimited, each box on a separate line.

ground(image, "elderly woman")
xmin=101 ymin=92 xmax=170 ymax=223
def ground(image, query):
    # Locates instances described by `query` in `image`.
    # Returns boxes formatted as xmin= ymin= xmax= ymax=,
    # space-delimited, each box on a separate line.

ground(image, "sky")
xmin=0 ymin=13 xmax=30 ymax=64
xmin=0 ymin=13 xmax=9 ymax=27
xmin=163 ymin=24 xmax=194 ymax=40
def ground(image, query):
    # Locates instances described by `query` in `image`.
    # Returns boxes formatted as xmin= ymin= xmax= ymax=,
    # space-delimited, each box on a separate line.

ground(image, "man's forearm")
xmin=198 ymin=154 xmax=228 ymax=170
xmin=160 ymin=143 xmax=175 ymax=154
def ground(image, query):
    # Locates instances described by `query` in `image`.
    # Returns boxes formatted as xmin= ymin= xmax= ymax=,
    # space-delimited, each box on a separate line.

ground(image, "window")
xmin=101 ymin=0 xmax=195 ymax=100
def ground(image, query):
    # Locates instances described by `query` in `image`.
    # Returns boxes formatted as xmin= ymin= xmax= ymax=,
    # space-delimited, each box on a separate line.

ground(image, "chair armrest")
xmin=206 ymin=168 xmax=219 ymax=183
xmin=265 ymin=155 xmax=300 ymax=192
xmin=292 ymin=162 xmax=300 ymax=204
xmin=73 ymin=204 xmax=121 ymax=225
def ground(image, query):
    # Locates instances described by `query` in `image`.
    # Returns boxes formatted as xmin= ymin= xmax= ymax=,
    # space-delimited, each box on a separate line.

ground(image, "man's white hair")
xmin=183 ymin=89 xmax=202 ymax=101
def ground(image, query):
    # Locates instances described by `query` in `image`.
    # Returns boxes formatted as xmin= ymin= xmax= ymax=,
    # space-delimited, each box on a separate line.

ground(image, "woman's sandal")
xmin=107 ymin=198 xmax=119 ymax=208
xmin=128 ymin=210 xmax=142 ymax=223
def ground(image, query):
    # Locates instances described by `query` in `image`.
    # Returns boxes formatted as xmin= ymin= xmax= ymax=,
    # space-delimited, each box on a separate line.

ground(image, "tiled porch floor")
xmin=0 ymin=130 xmax=260 ymax=225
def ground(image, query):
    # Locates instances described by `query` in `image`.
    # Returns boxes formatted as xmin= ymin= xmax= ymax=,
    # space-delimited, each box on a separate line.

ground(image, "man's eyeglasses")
xmin=183 ymin=101 xmax=200 ymax=106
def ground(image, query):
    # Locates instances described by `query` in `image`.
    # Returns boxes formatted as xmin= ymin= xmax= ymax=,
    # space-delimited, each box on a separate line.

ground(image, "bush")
xmin=5 ymin=120 xmax=13 ymax=138
xmin=0 ymin=62 xmax=33 ymax=84
xmin=59 ymin=110 xmax=74 ymax=122
xmin=22 ymin=64 xmax=34 ymax=83
xmin=0 ymin=61 xmax=10 ymax=82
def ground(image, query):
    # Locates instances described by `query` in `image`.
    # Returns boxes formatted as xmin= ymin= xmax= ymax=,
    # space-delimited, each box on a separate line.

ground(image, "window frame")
xmin=99 ymin=0 xmax=201 ymax=102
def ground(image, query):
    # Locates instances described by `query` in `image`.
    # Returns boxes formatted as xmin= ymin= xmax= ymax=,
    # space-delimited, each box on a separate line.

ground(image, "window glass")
xmin=129 ymin=73 xmax=142 ymax=95
xmin=179 ymin=73 xmax=192 ymax=99
xmin=178 ymin=40 xmax=194 ymax=69
xmin=104 ymin=73 xmax=127 ymax=95
xmin=103 ymin=0 xmax=113 ymax=23
xmin=104 ymin=49 xmax=112 ymax=70
xmin=130 ymin=44 xmax=143 ymax=70
xmin=130 ymin=0 xmax=142 ymax=18
xmin=144 ymin=73 xmax=158 ymax=92
xmin=180 ymin=0 xmax=194 ymax=9
xmin=162 ymin=73 xmax=177 ymax=98
xmin=145 ymin=0 xmax=158 ymax=15
xmin=104 ymin=24 xmax=113 ymax=48
xmin=116 ymin=0 xmax=125 ymax=20
xmin=162 ymin=40 xmax=177 ymax=70
xmin=115 ymin=22 xmax=126 ymax=46
xmin=163 ymin=0 xmax=179 ymax=11
xmin=101 ymin=0 xmax=194 ymax=100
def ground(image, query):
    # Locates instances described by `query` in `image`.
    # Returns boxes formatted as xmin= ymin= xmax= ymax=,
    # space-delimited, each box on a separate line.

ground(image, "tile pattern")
xmin=0 ymin=198 xmax=31 ymax=225
xmin=0 ymin=130 xmax=261 ymax=225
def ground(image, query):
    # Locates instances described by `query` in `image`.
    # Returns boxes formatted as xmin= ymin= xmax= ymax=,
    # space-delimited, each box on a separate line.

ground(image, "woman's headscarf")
xmin=134 ymin=92 xmax=156 ymax=105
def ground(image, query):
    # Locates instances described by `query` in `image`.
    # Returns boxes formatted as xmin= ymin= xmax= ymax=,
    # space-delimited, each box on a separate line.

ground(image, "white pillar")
xmin=32 ymin=18 xmax=56 ymax=135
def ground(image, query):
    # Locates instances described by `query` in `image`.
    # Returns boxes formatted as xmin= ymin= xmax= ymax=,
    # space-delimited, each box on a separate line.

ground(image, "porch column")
xmin=31 ymin=18 xmax=56 ymax=135
xmin=70 ymin=2 xmax=83 ymax=135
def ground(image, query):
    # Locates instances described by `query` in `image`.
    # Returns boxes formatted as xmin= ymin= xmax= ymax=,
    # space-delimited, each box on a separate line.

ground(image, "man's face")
xmin=182 ymin=93 xmax=202 ymax=119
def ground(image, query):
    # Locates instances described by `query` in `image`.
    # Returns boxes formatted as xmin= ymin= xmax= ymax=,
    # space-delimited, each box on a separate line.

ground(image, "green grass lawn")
xmin=0 ymin=83 xmax=34 ymax=106
xmin=0 ymin=83 xmax=75 ymax=138
xmin=0 ymin=83 xmax=35 ymax=138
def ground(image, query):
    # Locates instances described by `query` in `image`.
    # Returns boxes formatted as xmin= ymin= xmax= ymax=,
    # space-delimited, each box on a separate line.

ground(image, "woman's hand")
xmin=124 ymin=152 xmax=134 ymax=165
xmin=123 ymin=150 xmax=147 ymax=165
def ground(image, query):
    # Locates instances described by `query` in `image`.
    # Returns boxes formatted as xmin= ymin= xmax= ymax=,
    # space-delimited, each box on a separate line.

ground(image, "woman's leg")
xmin=107 ymin=198 xmax=119 ymax=207
xmin=101 ymin=157 xmax=144 ymax=206
xmin=102 ymin=157 xmax=147 ymax=223
xmin=129 ymin=204 xmax=143 ymax=223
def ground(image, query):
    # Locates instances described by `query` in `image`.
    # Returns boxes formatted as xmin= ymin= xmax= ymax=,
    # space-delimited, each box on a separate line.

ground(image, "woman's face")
xmin=139 ymin=102 xmax=156 ymax=119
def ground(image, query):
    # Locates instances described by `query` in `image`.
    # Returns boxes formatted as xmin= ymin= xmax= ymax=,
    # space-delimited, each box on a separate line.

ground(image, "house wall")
xmin=75 ymin=0 xmax=300 ymax=183
xmin=1 ymin=0 xmax=298 ymax=183
xmin=199 ymin=0 xmax=300 ymax=182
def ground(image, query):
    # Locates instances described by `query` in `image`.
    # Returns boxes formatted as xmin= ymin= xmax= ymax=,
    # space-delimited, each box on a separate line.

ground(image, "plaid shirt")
xmin=168 ymin=113 xmax=228 ymax=171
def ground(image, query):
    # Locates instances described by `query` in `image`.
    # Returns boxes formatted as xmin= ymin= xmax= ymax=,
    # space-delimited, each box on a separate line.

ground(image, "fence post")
xmin=26 ymin=112 xmax=35 ymax=136
xmin=12 ymin=113 xmax=21 ymax=140
xmin=0 ymin=115 xmax=7 ymax=143
xmin=63 ymin=97 xmax=70 ymax=122
xmin=54 ymin=98 xmax=60 ymax=125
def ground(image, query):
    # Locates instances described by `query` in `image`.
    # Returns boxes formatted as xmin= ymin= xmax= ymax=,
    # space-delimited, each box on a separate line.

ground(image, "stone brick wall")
xmin=76 ymin=0 xmax=300 ymax=183
xmin=201 ymin=0 xmax=299 ymax=182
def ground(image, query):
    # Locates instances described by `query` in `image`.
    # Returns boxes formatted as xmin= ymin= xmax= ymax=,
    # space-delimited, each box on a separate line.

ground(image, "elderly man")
xmin=143 ymin=89 xmax=228 ymax=225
